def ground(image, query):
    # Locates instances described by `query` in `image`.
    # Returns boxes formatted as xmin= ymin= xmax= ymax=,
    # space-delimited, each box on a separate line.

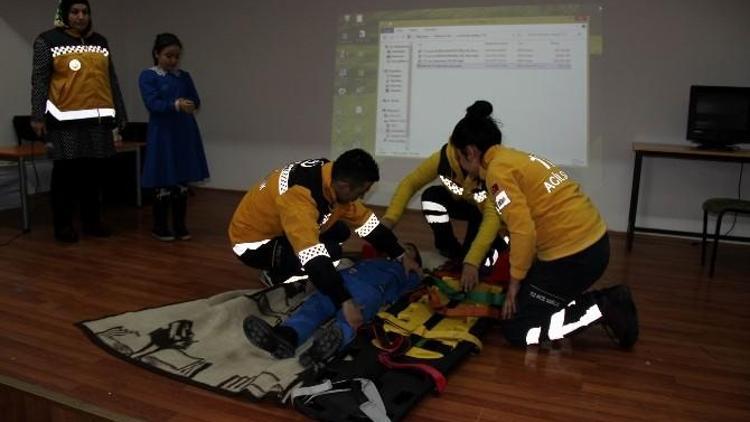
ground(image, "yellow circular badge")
xmin=69 ymin=59 xmax=82 ymax=71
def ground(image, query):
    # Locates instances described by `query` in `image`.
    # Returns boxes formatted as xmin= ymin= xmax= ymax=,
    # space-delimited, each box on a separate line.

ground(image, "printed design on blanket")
xmin=78 ymin=284 xmax=317 ymax=401
xmin=95 ymin=320 xmax=210 ymax=378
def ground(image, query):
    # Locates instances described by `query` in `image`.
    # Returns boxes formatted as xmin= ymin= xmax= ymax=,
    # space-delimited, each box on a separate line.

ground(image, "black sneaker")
xmin=54 ymin=226 xmax=79 ymax=243
xmin=242 ymin=316 xmax=295 ymax=359
xmin=597 ymin=285 xmax=639 ymax=349
xmin=299 ymin=324 xmax=343 ymax=367
xmin=151 ymin=227 xmax=175 ymax=242
xmin=174 ymin=227 xmax=192 ymax=241
xmin=82 ymin=223 xmax=112 ymax=237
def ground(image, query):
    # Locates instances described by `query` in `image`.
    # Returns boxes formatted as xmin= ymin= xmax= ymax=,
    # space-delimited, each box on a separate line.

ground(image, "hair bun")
xmin=466 ymin=100 xmax=493 ymax=119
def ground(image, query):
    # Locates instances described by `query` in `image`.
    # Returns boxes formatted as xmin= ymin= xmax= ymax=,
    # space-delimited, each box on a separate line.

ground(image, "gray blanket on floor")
xmin=78 ymin=282 xmax=317 ymax=401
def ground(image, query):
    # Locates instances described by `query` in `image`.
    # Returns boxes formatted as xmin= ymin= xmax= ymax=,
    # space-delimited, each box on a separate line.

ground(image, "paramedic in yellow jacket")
xmin=229 ymin=149 xmax=421 ymax=330
xmin=31 ymin=0 xmax=127 ymax=243
xmin=382 ymin=143 xmax=508 ymax=291
xmin=449 ymin=100 xmax=638 ymax=349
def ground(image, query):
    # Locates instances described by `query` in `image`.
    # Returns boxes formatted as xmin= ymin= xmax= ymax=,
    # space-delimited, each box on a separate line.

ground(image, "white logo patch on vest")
xmin=300 ymin=159 xmax=323 ymax=168
xmin=69 ymin=59 xmax=81 ymax=71
xmin=494 ymin=189 xmax=511 ymax=214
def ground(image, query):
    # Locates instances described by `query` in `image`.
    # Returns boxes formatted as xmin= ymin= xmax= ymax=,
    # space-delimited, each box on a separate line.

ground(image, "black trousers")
xmin=502 ymin=233 xmax=610 ymax=346
xmin=236 ymin=221 xmax=350 ymax=283
xmin=50 ymin=158 xmax=106 ymax=231
xmin=421 ymin=185 xmax=506 ymax=263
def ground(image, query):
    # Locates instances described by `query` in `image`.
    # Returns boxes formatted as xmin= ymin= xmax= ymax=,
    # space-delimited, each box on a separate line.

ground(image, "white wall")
xmin=1 ymin=0 xmax=749 ymax=235
xmin=0 ymin=15 xmax=34 ymax=144
xmin=0 ymin=5 xmax=55 ymax=206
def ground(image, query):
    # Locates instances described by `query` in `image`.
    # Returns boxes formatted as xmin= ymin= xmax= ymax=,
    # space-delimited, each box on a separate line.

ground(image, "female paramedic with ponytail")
xmin=449 ymin=100 xmax=639 ymax=349
xmin=381 ymin=140 xmax=508 ymax=292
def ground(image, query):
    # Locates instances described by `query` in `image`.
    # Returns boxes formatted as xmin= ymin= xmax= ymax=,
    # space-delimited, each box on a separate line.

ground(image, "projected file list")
xmin=375 ymin=23 xmax=587 ymax=161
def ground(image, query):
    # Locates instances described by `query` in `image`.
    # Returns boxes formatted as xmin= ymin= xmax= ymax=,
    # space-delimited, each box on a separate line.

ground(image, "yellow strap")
xmin=405 ymin=346 xmax=444 ymax=360
xmin=381 ymin=321 xmax=412 ymax=337
xmin=422 ymin=330 xmax=483 ymax=351
xmin=379 ymin=311 xmax=483 ymax=350
xmin=378 ymin=292 xmax=484 ymax=352
xmin=378 ymin=311 xmax=421 ymax=335
xmin=377 ymin=301 xmax=433 ymax=333
xmin=396 ymin=301 xmax=434 ymax=324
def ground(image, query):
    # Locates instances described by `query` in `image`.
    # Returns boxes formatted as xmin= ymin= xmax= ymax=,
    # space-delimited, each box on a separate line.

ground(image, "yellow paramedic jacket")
xmin=229 ymin=159 xmax=405 ymax=304
xmin=383 ymin=143 xmax=502 ymax=266
xmin=39 ymin=28 xmax=115 ymax=123
xmin=482 ymin=145 xmax=607 ymax=281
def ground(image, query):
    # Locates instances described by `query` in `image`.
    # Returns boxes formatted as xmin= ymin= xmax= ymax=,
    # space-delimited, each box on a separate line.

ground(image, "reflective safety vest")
xmin=436 ymin=144 xmax=488 ymax=205
xmin=230 ymin=159 xmax=404 ymax=305
xmin=40 ymin=28 xmax=115 ymax=124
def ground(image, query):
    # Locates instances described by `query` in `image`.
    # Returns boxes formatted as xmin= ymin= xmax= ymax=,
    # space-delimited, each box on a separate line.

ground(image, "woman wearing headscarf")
xmin=31 ymin=0 xmax=127 ymax=242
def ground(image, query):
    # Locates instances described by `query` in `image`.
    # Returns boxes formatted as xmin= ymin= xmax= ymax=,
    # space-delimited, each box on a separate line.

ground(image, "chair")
xmin=12 ymin=115 xmax=43 ymax=145
xmin=701 ymin=198 xmax=750 ymax=277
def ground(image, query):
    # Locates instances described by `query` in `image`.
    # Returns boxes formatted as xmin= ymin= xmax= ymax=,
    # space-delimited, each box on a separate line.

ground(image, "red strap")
xmin=441 ymin=304 xmax=501 ymax=318
xmin=427 ymin=286 xmax=501 ymax=319
xmin=370 ymin=324 xmax=407 ymax=353
xmin=377 ymin=352 xmax=448 ymax=394
xmin=428 ymin=286 xmax=445 ymax=309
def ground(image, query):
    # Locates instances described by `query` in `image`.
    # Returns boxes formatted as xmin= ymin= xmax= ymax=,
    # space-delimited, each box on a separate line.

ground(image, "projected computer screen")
xmin=331 ymin=5 xmax=602 ymax=166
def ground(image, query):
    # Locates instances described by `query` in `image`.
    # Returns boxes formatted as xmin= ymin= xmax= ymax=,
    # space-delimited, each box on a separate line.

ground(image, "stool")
xmin=701 ymin=198 xmax=750 ymax=277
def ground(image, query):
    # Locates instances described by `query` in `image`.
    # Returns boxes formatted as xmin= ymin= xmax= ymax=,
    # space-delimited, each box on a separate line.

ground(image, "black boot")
xmin=171 ymin=185 xmax=191 ymax=240
xmin=80 ymin=158 xmax=111 ymax=237
xmin=595 ymin=285 xmax=639 ymax=349
xmin=243 ymin=316 xmax=297 ymax=359
xmin=152 ymin=188 xmax=174 ymax=241
xmin=299 ymin=324 xmax=343 ymax=367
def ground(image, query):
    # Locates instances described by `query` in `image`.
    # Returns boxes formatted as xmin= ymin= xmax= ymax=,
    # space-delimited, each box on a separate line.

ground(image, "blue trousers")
xmin=282 ymin=259 xmax=421 ymax=348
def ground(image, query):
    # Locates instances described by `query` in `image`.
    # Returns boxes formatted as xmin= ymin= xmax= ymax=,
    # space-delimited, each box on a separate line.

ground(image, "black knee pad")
xmin=421 ymin=185 xmax=449 ymax=204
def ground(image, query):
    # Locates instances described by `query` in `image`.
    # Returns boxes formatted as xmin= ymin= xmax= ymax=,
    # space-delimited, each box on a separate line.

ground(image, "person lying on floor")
xmin=244 ymin=243 xmax=423 ymax=366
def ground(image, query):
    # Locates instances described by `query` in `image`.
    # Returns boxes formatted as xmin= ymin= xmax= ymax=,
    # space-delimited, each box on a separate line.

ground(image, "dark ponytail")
xmin=466 ymin=100 xmax=494 ymax=120
xmin=450 ymin=100 xmax=503 ymax=153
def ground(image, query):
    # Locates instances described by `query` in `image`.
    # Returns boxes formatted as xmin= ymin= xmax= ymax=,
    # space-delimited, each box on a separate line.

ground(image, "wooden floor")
xmin=0 ymin=188 xmax=748 ymax=421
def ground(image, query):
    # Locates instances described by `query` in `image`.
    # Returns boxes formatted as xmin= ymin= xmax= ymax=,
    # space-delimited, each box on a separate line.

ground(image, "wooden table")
xmin=0 ymin=141 xmax=144 ymax=232
xmin=626 ymin=142 xmax=750 ymax=251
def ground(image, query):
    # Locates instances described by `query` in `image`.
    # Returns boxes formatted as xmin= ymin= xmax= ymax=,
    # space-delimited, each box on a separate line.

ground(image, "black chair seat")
xmin=13 ymin=115 xmax=43 ymax=145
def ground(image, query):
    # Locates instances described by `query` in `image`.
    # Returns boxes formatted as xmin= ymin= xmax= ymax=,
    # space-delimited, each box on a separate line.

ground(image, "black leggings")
xmin=502 ymin=234 xmax=610 ymax=346
xmin=50 ymin=158 xmax=106 ymax=230
xmin=421 ymin=185 xmax=506 ymax=262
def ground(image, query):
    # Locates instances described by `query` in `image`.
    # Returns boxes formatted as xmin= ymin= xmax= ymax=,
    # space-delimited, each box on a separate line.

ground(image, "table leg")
xmin=134 ymin=147 xmax=142 ymax=207
xmin=626 ymin=151 xmax=643 ymax=251
xmin=18 ymin=157 xmax=30 ymax=232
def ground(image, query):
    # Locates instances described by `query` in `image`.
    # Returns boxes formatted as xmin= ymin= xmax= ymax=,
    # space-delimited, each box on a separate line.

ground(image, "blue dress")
xmin=139 ymin=67 xmax=210 ymax=188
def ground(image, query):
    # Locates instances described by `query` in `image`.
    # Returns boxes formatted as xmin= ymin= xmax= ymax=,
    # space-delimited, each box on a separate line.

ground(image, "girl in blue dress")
xmin=139 ymin=33 xmax=209 ymax=241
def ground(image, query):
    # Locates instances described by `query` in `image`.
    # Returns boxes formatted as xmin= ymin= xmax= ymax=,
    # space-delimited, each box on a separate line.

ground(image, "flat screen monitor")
xmin=687 ymin=85 xmax=750 ymax=149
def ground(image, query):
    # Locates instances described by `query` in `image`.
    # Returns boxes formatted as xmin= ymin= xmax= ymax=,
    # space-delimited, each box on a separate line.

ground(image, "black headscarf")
xmin=54 ymin=0 xmax=92 ymax=30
